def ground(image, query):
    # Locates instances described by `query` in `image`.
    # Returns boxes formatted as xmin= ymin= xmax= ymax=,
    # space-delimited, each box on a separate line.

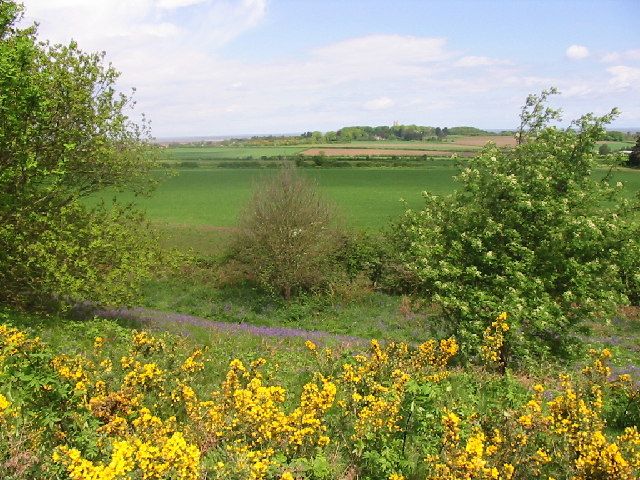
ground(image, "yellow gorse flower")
xmin=1 ymin=322 xmax=638 ymax=479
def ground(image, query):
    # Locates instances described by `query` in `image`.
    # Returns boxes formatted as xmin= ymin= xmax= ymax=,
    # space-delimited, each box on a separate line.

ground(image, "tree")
xmin=515 ymin=87 xmax=562 ymax=145
xmin=0 ymin=2 xmax=158 ymax=310
xmin=230 ymin=168 xmax=341 ymax=299
xmin=392 ymin=90 xmax=637 ymax=362
xmin=598 ymin=143 xmax=611 ymax=155
xmin=629 ymin=136 xmax=640 ymax=168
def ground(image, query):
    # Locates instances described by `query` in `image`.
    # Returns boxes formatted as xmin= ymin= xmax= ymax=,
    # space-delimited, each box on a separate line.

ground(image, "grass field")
xmin=597 ymin=140 xmax=636 ymax=150
xmin=161 ymin=145 xmax=308 ymax=161
xmin=103 ymin=166 xmax=640 ymax=227
xmin=93 ymin=164 xmax=640 ymax=257
xmin=99 ymin=166 xmax=462 ymax=230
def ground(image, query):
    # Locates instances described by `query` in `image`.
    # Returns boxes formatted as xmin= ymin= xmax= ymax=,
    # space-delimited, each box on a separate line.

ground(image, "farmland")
xmin=158 ymin=137 xmax=492 ymax=167
xmin=99 ymin=161 xmax=640 ymax=234
xmin=99 ymin=166 xmax=458 ymax=227
xmin=95 ymin=136 xmax=640 ymax=266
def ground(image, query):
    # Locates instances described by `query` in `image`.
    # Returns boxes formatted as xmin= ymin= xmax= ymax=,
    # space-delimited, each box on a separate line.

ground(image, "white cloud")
xmin=566 ymin=45 xmax=590 ymax=60
xmin=15 ymin=3 xmax=640 ymax=135
xmin=454 ymin=56 xmax=511 ymax=67
xmin=607 ymin=65 xmax=640 ymax=89
xmin=314 ymin=35 xmax=450 ymax=66
xmin=601 ymin=49 xmax=640 ymax=63
xmin=364 ymin=97 xmax=394 ymax=110
xmin=22 ymin=0 xmax=267 ymax=51
xmin=563 ymin=84 xmax=593 ymax=97
xmin=156 ymin=0 xmax=208 ymax=9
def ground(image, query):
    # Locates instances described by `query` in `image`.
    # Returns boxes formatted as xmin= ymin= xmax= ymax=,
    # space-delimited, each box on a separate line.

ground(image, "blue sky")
xmin=22 ymin=0 xmax=640 ymax=137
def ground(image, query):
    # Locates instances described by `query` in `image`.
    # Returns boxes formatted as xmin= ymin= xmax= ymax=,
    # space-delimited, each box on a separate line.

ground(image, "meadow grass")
xmin=97 ymin=165 xmax=640 ymax=233
xmin=161 ymin=145 xmax=308 ymax=161
xmin=140 ymin=274 xmax=438 ymax=344
xmin=95 ymin=166 xmax=463 ymax=230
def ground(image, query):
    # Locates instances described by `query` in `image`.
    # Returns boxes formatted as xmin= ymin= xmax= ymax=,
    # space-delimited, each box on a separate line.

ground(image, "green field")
xmin=101 ymin=167 xmax=461 ymax=229
xmin=598 ymin=140 xmax=636 ymax=150
xmin=94 ymin=165 xmax=640 ymax=256
xmin=104 ymin=166 xmax=640 ymax=226
xmin=161 ymin=145 xmax=308 ymax=161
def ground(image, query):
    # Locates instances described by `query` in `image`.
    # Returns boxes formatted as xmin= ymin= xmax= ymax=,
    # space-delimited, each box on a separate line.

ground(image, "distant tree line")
xmin=301 ymin=125 xmax=491 ymax=143
xmin=215 ymin=125 xmax=493 ymax=147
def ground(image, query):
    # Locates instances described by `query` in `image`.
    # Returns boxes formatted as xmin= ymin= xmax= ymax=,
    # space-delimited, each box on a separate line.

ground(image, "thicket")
xmin=389 ymin=90 xmax=640 ymax=362
xmin=0 ymin=2 xmax=158 ymax=310
xmin=229 ymin=169 xmax=342 ymax=299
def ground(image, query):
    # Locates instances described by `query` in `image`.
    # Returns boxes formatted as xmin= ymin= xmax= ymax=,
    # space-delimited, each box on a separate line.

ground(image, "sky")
xmin=20 ymin=0 xmax=640 ymax=138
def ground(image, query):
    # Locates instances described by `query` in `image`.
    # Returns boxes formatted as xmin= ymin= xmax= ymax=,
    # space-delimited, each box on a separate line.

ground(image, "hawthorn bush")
xmin=392 ymin=92 xmax=640 ymax=361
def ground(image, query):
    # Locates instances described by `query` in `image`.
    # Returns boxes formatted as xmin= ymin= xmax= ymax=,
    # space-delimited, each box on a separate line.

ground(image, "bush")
xmin=335 ymin=231 xmax=389 ymax=285
xmin=628 ymin=136 xmax=640 ymax=168
xmin=599 ymin=143 xmax=612 ymax=155
xmin=391 ymin=91 xmax=638 ymax=361
xmin=229 ymin=168 xmax=341 ymax=299
xmin=2 ymin=319 xmax=640 ymax=479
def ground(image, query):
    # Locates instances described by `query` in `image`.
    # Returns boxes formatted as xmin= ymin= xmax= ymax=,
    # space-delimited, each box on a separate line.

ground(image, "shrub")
xmin=599 ymin=143 xmax=612 ymax=155
xmin=2 ymin=319 xmax=639 ymax=479
xmin=335 ymin=231 xmax=384 ymax=283
xmin=391 ymin=90 xmax=638 ymax=361
xmin=628 ymin=135 xmax=640 ymax=168
xmin=230 ymin=168 xmax=341 ymax=299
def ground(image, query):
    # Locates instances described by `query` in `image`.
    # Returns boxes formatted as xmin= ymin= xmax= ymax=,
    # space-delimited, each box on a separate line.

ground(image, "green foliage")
xmin=446 ymin=126 xmax=489 ymax=136
xmin=336 ymin=231 xmax=386 ymax=284
xmin=392 ymin=91 xmax=639 ymax=360
xmin=229 ymin=168 xmax=342 ymax=299
xmin=599 ymin=143 xmax=612 ymax=155
xmin=603 ymin=130 xmax=627 ymax=142
xmin=0 ymin=1 xmax=158 ymax=309
xmin=629 ymin=136 xmax=640 ymax=168
xmin=515 ymin=87 xmax=562 ymax=145
xmin=2 ymin=303 xmax=639 ymax=479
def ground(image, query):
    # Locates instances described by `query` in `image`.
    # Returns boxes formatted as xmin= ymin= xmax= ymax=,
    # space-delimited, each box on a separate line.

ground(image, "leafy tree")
xmin=230 ymin=168 xmax=341 ymax=299
xmin=0 ymin=2 xmax=158 ymax=309
xmin=446 ymin=126 xmax=487 ymax=136
xmin=603 ymin=131 xmax=625 ymax=142
xmin=598 ymin=143 xmax=611 ymax=155
xmin=392 ymin=90 xmax=638 ymax=362
xmin=324 ymin=131 xmax=338 ymax=143
xmin=628 ymin=136 xmax=640 ymax=168
xmin=515 ymin=87 xmax=561 ymax=145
